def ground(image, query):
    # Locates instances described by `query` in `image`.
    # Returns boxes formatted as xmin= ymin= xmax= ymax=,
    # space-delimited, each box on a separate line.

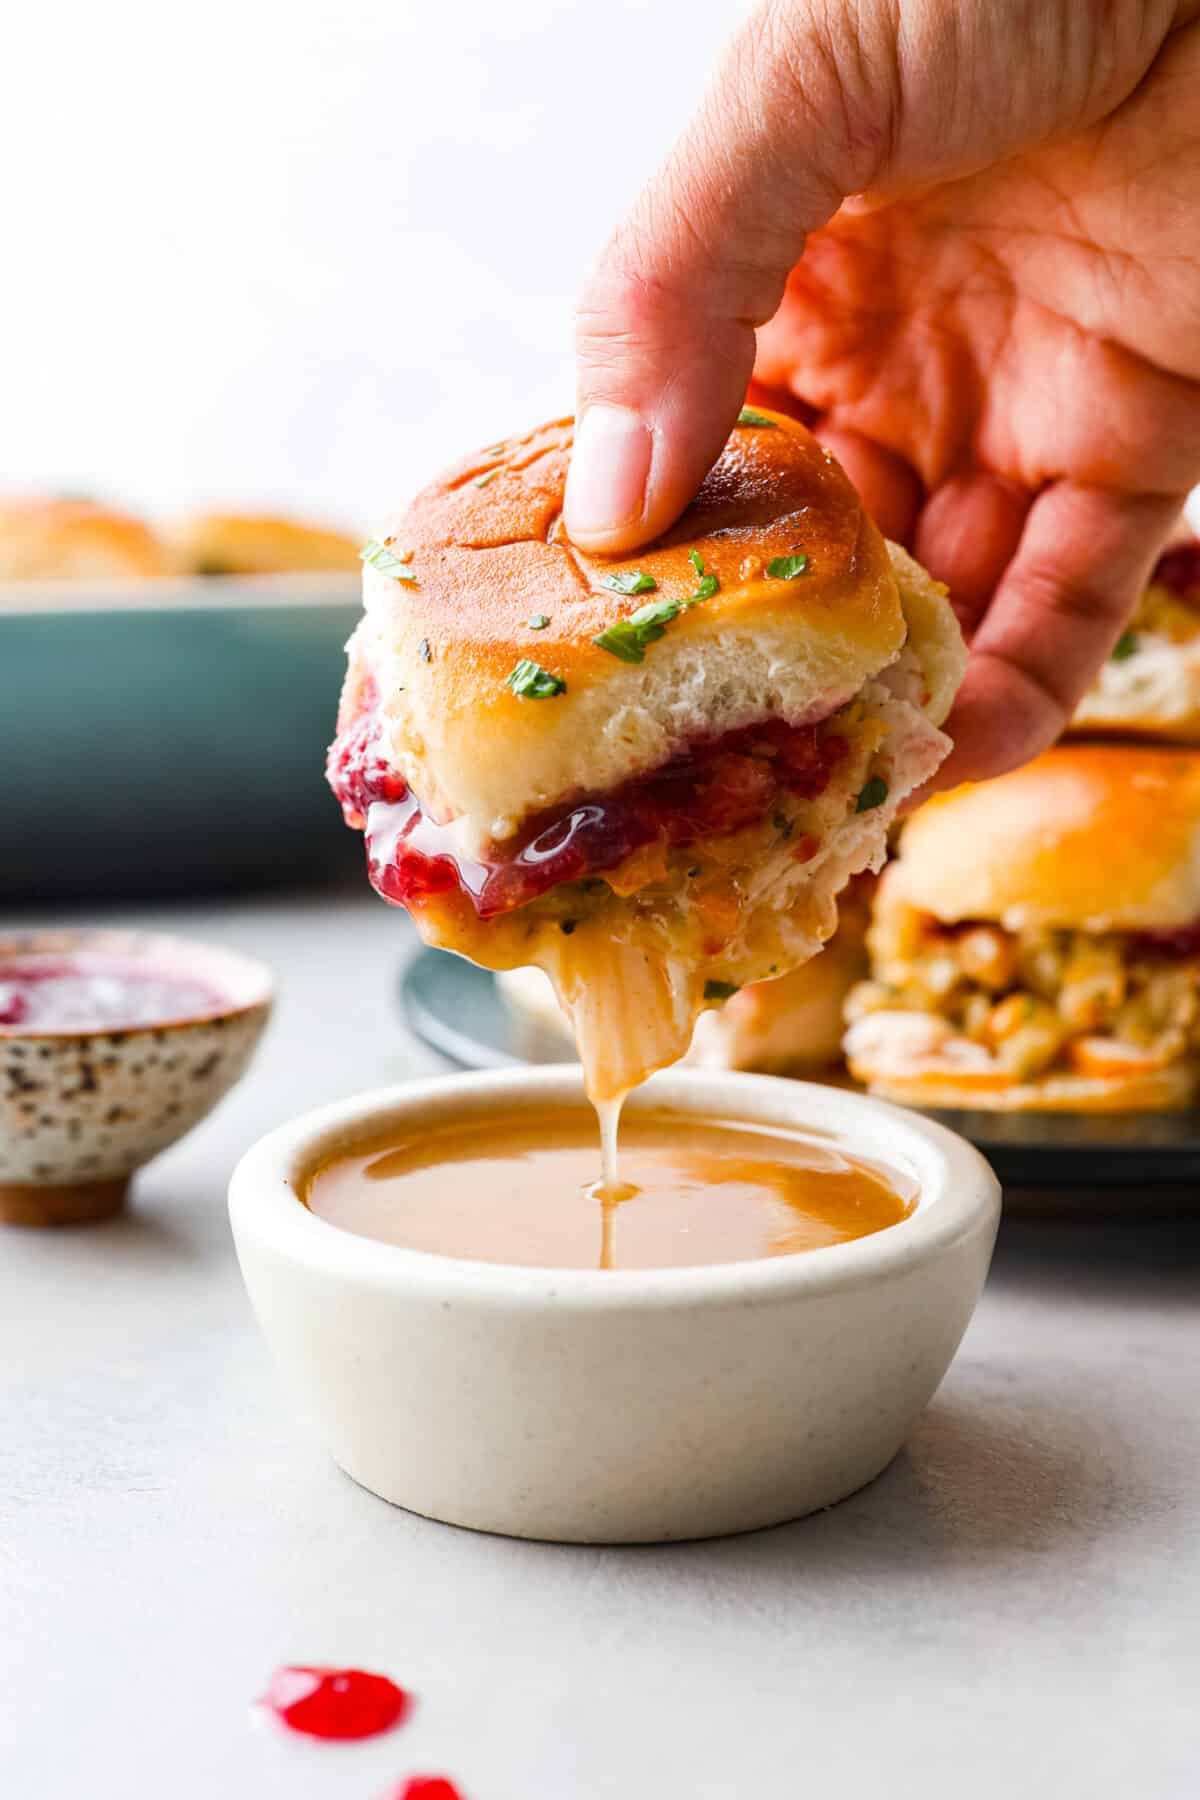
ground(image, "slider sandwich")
xmin=1070 ymin=540 xmax=1200 ymax=742
xmin=329 ymin=412 xmax=965 ymax=1097
xmin=845 ymin=745 xmax=1200 ymax=1110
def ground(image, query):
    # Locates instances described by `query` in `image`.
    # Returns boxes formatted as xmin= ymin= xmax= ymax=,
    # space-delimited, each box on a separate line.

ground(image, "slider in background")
xmin=844 ymin=745 xmax=1200 ymax=1111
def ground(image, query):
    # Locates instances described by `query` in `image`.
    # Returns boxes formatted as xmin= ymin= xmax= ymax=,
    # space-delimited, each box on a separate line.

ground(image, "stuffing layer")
xmin=848 ymin=912 xmax=1200 ymax=1080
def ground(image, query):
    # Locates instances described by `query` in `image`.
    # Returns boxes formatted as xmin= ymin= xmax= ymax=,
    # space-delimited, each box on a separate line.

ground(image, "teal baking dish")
xmin=1 ymin=576 xmax=362 ymax=900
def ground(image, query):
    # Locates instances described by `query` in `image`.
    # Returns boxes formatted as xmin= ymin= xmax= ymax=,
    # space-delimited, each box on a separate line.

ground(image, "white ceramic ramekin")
xmin=229 ymin=1069 xmax=1000 ymax=1544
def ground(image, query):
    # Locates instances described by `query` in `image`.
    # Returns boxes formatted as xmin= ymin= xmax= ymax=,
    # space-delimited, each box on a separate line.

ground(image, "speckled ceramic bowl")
xmin=0 ymin=928 xmax=272 ymax=1226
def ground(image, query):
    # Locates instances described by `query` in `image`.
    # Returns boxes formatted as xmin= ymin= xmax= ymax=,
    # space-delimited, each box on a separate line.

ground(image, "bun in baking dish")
xmin=172 ymin=512 xmax=360 ymax=575
xmin=0 ymin=498 xmax=174 ymax=580
xmin=845 ymin=746 xmax=1200 ymax=1111
xmin=331 ymin=410 xmax=965 ymax=1098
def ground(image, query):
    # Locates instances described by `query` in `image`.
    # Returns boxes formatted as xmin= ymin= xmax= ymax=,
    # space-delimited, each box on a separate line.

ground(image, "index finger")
xmin=930 ymin=481 xmax=1183 ymax=789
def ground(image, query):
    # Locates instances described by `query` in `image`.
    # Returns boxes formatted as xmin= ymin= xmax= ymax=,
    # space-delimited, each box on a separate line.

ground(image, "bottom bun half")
xmin=844 ymin=1014 xmax=1197 ymax=1112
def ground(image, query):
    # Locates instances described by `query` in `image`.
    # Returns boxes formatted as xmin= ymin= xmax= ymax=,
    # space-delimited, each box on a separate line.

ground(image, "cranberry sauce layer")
xmin=1153 ymin=542 xmax=1200 ymax=603
xmin=932 ymin=918 xmax=1200 ymax=963
xmin=1131 ymin=921 xmax=1200 ymax=960
xmin=0 ymin=955 xmax=227 ymax=1032
xmin=328 ymin=695 xmax=847 ymax=921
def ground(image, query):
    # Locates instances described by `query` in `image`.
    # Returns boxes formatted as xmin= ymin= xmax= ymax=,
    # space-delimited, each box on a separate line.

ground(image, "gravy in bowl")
xmin=303 ymin=1108 xmax=914 ymax=1272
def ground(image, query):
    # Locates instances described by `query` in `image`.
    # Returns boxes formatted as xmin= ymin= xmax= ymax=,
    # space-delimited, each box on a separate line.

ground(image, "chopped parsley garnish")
xmin=506 ymin=659 xmax=567 ymax=698
xmin=360 ymin=539 xmax=417 ymax=581
xmin=527 ymin=613 xmax=550 ymax=630
xmin=593 ymin=597 xmax=680 ymax=664
xmin=855 ymin=775 xmax=889 ymax=813
xmin=766 ymin=553 xmax=809 ymax=581
xmin=737 ymin=407 xmax=777 ymax=428
xmin=632 ymin=597 xmax=679 ymax=632
xmin=682 ymin=548 xmax=718 ymax=604
xmin=602 ymin=570 xmax=658 ymax=596
xmin=485 ymin=443 xmax=504 ymax=456
xmin=473 ymin=470 xmax=498 ymax=488
xmin=1111 ymin=630 xmax=1139 ymax=662
xmin=418 ymin=638 xmax=433 ymax=663
xmin=704 ymin=979 xmax=740 ymax=1002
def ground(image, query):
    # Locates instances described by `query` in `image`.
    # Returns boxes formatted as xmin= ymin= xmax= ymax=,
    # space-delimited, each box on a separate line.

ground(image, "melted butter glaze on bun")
xmin=892 ymin=745 xmax=1200 ymax=933
xmin=380 ymin=413 xmax=902 ymax=682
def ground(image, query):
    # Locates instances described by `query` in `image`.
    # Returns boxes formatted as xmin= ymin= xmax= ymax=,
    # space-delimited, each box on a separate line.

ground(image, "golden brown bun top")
xmin=376 ymin=412 xmax=902 ymax=690
xmin=0 ymin=498 xmax=174 ymax=580
xmin=172 ymin=511 xmax=361 ymax=576
xmin=892 ymin=744 xmax=1200 ymax=931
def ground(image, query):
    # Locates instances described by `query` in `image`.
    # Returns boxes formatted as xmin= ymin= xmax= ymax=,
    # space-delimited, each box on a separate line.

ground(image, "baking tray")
xmin=399 ymin=947 xmax=1200 ymax=1192
xmin=0 ymin=575 xmax=361 ymax=899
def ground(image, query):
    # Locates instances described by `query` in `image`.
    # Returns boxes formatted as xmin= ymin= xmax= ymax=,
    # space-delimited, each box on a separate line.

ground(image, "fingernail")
xmin=565 ymin=404 xmax=653 ymax=542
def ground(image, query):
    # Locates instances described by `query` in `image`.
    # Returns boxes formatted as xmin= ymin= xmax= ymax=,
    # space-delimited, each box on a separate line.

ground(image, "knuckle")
xmin=1012 ymin=560 xmax=1131 ymax=634
xmin=739 ymin=0 xmax=898 ymax=192
xmin=575 ymin=255 xmax=688 ymax=359
xmin=966 ymin=647 xmax=1070 ymax=767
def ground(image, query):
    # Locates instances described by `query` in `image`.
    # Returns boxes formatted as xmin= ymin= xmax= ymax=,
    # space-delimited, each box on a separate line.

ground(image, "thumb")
xmin=565 ymin=6 xmax=873 ymax=551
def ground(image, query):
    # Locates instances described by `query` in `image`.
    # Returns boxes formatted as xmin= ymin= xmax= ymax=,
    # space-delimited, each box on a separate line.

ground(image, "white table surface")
xmin=2 ymin=881 xmax=1197 ymax=1799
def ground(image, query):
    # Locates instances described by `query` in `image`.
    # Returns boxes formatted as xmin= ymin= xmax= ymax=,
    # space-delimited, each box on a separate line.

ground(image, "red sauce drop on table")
xmin=259 ymin=1665 xmax=412 ymax=1740
xmin=385 ymin=1780 xmax=466 ymax=1800
xmin=328 ymin=690 xmax=845 ymax=921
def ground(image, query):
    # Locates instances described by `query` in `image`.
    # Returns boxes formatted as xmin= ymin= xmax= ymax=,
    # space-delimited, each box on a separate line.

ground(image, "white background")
xmin=1 ymin=0 xmax=744 ymax=532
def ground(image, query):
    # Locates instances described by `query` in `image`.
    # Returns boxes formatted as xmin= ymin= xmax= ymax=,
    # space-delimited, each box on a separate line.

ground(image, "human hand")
xmin=565 ymin=0 xmax=1200 ymax=783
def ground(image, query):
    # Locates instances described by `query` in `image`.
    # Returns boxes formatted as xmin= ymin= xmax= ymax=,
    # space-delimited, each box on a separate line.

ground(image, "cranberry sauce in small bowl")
xmin=0 ymin=928 xmax=272 ymax=1227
